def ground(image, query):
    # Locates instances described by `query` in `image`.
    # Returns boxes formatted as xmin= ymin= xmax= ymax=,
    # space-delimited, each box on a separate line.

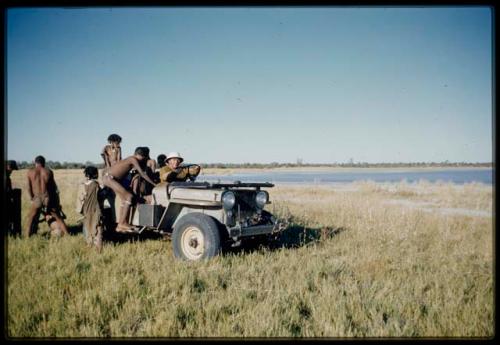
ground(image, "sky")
xmin=6 ymin=7 xmax=493 ymax=164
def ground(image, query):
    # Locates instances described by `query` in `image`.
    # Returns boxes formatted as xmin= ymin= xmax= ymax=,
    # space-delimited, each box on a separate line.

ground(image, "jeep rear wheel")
xmin=172 ymin=213 xmax=221 ymax=261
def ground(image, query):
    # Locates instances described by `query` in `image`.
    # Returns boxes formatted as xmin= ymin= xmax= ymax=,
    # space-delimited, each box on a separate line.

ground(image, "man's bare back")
xmin=24 ymin=156 xmax=68 ymax=237
xmin=105 ymin=156 xmax=153 ymax=183
xmin=27 ymin=166 xmax=52 ymax=201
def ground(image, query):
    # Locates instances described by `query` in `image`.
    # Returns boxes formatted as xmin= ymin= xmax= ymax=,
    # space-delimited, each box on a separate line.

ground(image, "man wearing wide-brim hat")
xmin=159 ymin=152 xmax=201 ymax=183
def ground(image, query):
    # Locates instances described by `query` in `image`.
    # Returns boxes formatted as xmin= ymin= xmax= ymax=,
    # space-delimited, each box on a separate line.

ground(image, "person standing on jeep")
xmin=102 ymin=147 xmax=157 ymax=232
xmin=24 ymin=155 xmax=69 ymax=237
xmin=100 ymin=133 xmax=122 ymax=224
xmin=101 ymin=134 xmax=122 ymax=168
xmin=159 ymin=152 xmax=201 ymax=183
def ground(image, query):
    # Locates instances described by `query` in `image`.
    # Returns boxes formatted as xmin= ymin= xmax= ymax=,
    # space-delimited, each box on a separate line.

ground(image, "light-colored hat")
xmin=166 ymin=152 xmax=184 ymax=163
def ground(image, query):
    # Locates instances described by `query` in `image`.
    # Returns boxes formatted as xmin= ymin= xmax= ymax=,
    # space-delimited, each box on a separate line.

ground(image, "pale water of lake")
xmin=199 ymin=168 xmax=493 ymax=185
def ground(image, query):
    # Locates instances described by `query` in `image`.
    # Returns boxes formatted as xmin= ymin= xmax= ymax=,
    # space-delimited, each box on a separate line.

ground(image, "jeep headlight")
xmin=255 ymin=191 xmax=268 ymax=209
xmin=222 ymin=191 xmax=236 ymax=210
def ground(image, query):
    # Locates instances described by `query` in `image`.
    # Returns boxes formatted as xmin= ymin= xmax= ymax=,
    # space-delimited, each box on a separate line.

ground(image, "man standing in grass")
xmin=24 ymin=155 xmax=69 ymax=237
xmin=102 ymin=147 xmax=157 ymax=233
xmin=101 ymin=133 xmax=122 ymax=168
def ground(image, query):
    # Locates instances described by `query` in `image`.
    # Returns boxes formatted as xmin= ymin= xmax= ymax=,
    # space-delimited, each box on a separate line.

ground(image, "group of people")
xmin=10 ymin=133 xmax=201 ymax=252
xmin=98 ymin=134 xmax=200 ymax=234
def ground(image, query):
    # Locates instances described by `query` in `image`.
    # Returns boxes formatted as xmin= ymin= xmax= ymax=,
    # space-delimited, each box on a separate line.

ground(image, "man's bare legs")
xmin=130 ymin=174 xmax=140 ymax=196
xmin=24 ymin=205 xmax=41 ymax=237
xmin=102 ymin=176 xmax=135 ymax=231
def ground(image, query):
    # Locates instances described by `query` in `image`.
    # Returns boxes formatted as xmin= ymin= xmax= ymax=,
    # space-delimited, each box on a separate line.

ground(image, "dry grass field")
xmin=5 ymin=169 xmax=494 ymax=338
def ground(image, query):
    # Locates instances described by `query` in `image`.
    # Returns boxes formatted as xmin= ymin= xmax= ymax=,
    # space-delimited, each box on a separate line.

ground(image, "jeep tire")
xmin=172 ymin=213 xmax=221 ymax=261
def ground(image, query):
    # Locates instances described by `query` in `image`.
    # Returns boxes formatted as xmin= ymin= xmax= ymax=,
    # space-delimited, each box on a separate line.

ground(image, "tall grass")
xmin=6 ymin=170 xmax=493 ymax=338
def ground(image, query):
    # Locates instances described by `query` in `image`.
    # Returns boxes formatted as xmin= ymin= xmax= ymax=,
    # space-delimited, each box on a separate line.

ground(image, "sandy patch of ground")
xmin=384 ymin=199 xmax=492 ymax=218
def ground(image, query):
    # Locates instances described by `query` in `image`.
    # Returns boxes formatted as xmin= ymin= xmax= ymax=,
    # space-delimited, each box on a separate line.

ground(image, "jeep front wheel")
xmin=172 ymin=213 xmax=221 ymax=261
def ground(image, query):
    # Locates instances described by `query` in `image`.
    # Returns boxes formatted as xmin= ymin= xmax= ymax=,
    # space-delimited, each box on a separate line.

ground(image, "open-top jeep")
xmin=119 ymin=180 xmax=286 ymax=260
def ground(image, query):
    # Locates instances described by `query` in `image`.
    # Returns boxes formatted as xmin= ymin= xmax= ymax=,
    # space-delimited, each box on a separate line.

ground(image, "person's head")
xmin=157 ymin=154 xmax=167 ymax=168
xmin=34 ymin=155 xmax=45 ymax=167
xmin=7 ymin=160 xmax=18 ymax=172
xmin=134 ymin=147 xmax=148 ymax=161
xmin=107 ymin=134 xmax=122 ymax=147
xmin=84 ymin=166 xmax=99 ymax=180
xmin=166 ymin=152 xmax=183 ymax=170
xmin=141 ymin=146 xmax=151 ymax=159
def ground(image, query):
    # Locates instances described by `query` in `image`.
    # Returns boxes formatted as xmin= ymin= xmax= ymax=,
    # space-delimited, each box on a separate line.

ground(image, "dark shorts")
xmin=103 ymin=170 xmax=132 ymax=191
xmin=121 ymin=173 xmax=133 ymax=189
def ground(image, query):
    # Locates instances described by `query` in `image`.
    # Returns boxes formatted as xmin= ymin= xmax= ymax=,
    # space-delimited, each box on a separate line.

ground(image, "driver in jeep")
xmin=159 ymin=152 xmax=201 ymax=184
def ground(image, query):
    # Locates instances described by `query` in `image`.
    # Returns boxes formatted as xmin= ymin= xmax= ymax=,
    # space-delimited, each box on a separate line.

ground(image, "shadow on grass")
xmin=104 ymin=229 xmax=165 ymax=244
xmin=68 ymin=213 xmax=346 ymax=256
xmin=223 ymin=224 xmax=348 ymax=256
xmin=276 ymin=224 xmax=347 ymax=248
xmin=99 ymin=220 xmax=166 ymax=244
xmin=66 ymin=223 xmax=83 ymax=235
xmin=65 ymin=213 xmax=165 ymax=244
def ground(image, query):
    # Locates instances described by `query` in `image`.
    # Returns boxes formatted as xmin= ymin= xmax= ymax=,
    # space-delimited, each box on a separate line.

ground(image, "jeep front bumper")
xmin=228 ymin=221 xmax=287 ymax=238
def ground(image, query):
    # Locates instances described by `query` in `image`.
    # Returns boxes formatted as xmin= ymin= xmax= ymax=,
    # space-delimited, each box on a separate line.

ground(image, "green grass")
xmin=5 ymin=169 xmax=494 ymax=338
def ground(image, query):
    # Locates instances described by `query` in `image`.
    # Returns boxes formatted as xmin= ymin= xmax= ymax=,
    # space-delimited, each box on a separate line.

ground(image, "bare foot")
xmin=116 ymin=224 xmax=136 ymax=233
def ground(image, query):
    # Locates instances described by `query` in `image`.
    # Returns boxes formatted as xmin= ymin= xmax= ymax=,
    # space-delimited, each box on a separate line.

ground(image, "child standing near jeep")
xmin=77 ymin=166 xmax=104 ymax=252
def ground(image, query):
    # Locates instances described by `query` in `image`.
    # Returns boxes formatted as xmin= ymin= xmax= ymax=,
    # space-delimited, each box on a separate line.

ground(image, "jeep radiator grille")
xmin=235 ymin=191 xmax=257 ymax=212
xmin=230 ymin=191 xmax=271 ymax=226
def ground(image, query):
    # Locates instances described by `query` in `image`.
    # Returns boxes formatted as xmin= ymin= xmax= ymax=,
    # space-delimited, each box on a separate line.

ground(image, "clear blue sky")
xmin=6 ymin=7 xmax=493 ymax=164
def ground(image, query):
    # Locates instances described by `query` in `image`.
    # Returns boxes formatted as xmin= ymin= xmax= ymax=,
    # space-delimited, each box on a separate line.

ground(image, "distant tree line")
xmin=13 ymin=161 xmax=106 ymax=170
xmin=12 ymin=160 xmax=492 ymax=170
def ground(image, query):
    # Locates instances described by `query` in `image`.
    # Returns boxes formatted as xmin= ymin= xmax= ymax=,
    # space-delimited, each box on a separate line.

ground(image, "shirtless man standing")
xmin=101 ymin=134 xmax=122 ymax=168
xmin=102 ymin=147 xmax=157 ymax=232
xmin=101 ymin=133 xmax=122 ymax=223
xmin=24 ymin=155 xmax=69 ymax=237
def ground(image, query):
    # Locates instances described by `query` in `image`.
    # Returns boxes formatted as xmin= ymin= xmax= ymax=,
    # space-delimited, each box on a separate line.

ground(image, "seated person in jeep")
xmin=159 ymin=152 xmax=201 ymax=184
